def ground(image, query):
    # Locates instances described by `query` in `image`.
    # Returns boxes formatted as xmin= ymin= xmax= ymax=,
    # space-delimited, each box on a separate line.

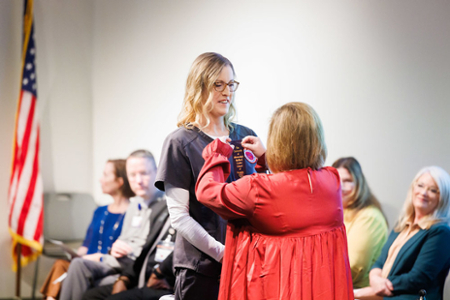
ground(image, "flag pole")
xmin=10 ymin=2 xmax=43 ymax=297
xmin=16 ymin=243 xmax=22 ymax=299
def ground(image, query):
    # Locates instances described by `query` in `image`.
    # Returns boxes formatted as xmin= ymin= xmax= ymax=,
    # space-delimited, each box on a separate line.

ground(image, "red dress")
xmin=196 ymin=140 xmax=354 ymax=300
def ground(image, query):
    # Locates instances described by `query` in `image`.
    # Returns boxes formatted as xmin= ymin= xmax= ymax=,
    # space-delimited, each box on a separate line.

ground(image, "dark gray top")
xmin=155 ymin=124 xmax=257 ymax=277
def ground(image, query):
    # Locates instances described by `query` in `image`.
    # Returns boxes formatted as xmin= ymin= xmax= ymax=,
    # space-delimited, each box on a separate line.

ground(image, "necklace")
xmin=97 ymin=210 xmax=125 ymax=252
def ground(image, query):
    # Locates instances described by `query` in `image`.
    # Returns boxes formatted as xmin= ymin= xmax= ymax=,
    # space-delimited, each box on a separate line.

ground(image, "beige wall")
xmin=1 ymin=0 xmax=450 ymax=298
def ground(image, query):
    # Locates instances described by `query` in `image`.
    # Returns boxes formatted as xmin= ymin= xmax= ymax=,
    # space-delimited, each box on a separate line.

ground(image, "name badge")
xmin=131 ymin=216 xmax=142 ymax=228
xmin=155 ymin=239 xmax=175 ymax=262
xmin=229 ymin=140 xmax=245 ymax=178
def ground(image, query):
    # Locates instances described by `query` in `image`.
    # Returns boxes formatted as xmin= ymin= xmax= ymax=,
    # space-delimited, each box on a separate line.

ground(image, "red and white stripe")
xmin=8 ymin=89 xmax=44 ymax=250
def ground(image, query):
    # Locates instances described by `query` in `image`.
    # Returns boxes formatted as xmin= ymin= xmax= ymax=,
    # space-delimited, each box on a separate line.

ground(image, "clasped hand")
xmin=369 ymin=271 xmax=393 ymax=296
xmin=147 ymin=273 xmax=171 ymax=289
xmin=110 ymin=240 xmax=133 ymax=258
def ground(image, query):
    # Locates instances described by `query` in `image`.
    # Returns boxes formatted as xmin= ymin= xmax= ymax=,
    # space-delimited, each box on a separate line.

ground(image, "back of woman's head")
xmin=332 ymin=157 xmax=382 ymax=213
xmin=266 ymin=102 xmax=327 ymax=173
xmin=397 ymin=166 xmax=450 ymax=230
xmin=108 ymin=159 xmax=135 ymax=199
xmin=177 ymin=52 xmax=236 ymax=130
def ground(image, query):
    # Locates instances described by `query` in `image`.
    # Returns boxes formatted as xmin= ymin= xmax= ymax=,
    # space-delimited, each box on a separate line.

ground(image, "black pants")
xmin=82 ymin=284 xmax=171 ymax=300
xmin=174 ymin=268 xmax=219 ymax=300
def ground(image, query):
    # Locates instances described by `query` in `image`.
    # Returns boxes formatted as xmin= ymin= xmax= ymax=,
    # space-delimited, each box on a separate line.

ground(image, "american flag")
xmin=8 ymin=0 xmax=44 ymax=269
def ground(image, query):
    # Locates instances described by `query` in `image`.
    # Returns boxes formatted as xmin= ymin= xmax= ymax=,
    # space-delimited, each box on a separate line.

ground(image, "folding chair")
xmin=31 ymin=192 xmax=96 ymax=299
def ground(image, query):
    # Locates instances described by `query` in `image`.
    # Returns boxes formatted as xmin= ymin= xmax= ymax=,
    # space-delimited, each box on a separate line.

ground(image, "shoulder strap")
xmin=146 ymin=198 xmax=169 ymax=247
xmin=125 ymin=199 xmax=169 ymax=286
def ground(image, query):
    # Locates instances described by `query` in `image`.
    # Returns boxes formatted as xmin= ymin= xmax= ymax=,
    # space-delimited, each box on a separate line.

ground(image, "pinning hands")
xmin=218 ymin=136 xmax=232 ymax=146
xmin=202 ymin=138 xmax=233 ymax=159
xmin=206 ymin=136 xmax=266 ymax=160
xmin=242 ymin=136 xmax=266 ymax=158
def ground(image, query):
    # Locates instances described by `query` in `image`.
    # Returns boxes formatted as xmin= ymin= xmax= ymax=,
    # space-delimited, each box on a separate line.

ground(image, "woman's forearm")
xmin=166 ymin=183 xmax=224 ymax=262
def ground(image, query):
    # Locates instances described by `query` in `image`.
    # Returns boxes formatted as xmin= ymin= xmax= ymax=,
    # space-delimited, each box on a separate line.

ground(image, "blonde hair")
xmin=266 ymin=102 xmax=327 ymax=173
xmin=177 ymin=52 xmax=236 ymax=130
xmin=332 ymin=157 xmax=387 ymax=223
xmin=395 ymin=166 xmax=450 ymax=232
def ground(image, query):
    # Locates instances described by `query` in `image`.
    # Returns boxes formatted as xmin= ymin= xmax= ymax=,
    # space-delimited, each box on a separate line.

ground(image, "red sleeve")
xmin=255 ymin=152 xmax=268 ymax=173
xmin=195 ymin=139 xmax=256 ymax=220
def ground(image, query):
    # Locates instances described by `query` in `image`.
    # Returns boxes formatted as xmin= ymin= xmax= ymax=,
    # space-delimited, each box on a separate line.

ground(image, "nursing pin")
xmin=244 ymin=149 xmax=257 ymax=163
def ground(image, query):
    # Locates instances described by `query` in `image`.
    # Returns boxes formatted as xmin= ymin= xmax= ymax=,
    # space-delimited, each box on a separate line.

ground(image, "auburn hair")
xmin=107 ymin=159 xmax=135 ymax=199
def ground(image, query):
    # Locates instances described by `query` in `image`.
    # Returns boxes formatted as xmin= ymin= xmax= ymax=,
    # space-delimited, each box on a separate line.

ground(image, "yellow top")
xmin=344 ymin=205 xmax=388 ymax=288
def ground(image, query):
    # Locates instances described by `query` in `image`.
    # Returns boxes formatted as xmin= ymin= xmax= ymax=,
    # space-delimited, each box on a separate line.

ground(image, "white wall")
xmin=0 ymin=0 xmax=23 ymax=296
xmin=91 ymin=2 xmax=450 ymax=296
xmin=0 ymin=1 xmax=94 ymax=297
xmin=1 ymin=0 xmax=450 ymax=298
xmin=91 ymin=0 xmax=450 ymax=226
xmin=36 ymin=1 xmax=94 ymax=194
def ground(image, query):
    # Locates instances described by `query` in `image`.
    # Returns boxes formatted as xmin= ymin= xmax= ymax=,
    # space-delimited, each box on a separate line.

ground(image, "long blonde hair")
xmin=395 ymin=166 xmax=450 ymax=232
xmin=177 ymin=52 xmax=236 ymax=130
xmin=266 ymin=102 xmax=327 ymax=173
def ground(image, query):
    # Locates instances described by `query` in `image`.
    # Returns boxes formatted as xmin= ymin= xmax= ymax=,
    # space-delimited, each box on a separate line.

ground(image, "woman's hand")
xmin=82 ymin=253 xmax=102 ymax=261
xmin=353 ymin=287 xmax=384 ymax=299
xmin=147 ymin=273 xmax=171 ymax=289
xmin=77 ymin=246 xmax=88 ymax=257
xmin=202 ymin=139 xmax=233 ymax=159
xmin=369 ymin=268 xmax=393 ymax=296
xmin=242 ymin=136 xmax=266 ymax=158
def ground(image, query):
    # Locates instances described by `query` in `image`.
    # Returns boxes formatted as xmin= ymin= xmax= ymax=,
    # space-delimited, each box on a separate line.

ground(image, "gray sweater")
xmin=102 ymin=192 xmax=164 ymax=270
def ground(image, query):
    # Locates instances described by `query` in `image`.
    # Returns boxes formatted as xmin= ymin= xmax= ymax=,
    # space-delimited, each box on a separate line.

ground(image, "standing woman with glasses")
xmin=155 ymin=52 xmax=263 ymax=300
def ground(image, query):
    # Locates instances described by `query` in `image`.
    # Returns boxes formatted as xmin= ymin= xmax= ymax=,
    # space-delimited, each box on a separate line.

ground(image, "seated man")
xmin=60 ymin=150 xmax=167 ymax=300
xmin=82 ymin=223 xmax=175 ymax=300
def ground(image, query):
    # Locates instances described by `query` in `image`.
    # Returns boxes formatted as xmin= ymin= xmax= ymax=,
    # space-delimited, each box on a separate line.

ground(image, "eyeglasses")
xmin=415 ymin=183 xmax=440 ymax=195
xmin=213 ymin=80 xmax=240 ymax=92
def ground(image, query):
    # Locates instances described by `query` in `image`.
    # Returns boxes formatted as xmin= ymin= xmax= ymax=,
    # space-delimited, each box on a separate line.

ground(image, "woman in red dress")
xmin=195 ymin=102 xmax=354 ymax=300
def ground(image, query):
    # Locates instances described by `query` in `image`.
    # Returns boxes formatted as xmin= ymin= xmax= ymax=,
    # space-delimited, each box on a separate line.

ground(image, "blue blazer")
xmin=372 ymin=222 xmax=450 ymax=300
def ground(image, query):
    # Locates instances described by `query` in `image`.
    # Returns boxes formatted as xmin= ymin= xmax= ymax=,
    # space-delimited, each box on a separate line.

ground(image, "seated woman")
xmin=332 ymin=157 xmax=388 ymax=288
xmin=354 ymin=166 xmax=450 ymax=300
xmin=195 ymin=102 xmax=354 ymax=300
xmin=40 ymin=159 xmax=135 ymax=300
